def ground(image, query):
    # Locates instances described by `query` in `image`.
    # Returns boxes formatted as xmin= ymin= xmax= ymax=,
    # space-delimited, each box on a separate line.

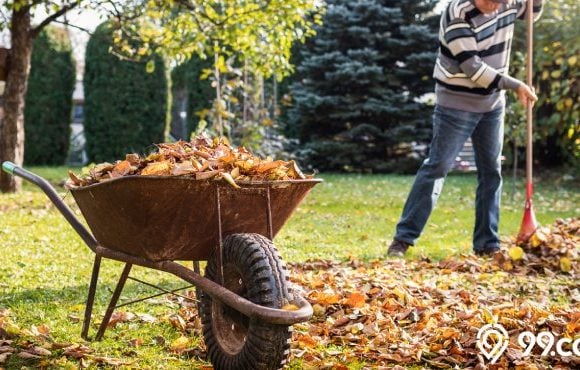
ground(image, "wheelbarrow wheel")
xmin=200 ymin=233 xmax=293 ymax=370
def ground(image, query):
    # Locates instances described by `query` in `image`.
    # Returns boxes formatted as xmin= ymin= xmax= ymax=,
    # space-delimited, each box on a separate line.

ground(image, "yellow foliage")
xmin=508 ymin=246 xmax=525 ymax=261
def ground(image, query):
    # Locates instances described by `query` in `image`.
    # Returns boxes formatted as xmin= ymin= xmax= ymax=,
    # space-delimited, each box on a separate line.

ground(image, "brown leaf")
xmin=171 ymin=161 xmax=197 ymax=176
xmin=0 ymin=352 xmax=11 ymax=364
xmin=255 ymin=160 xmax=286 ymax=174
xmin=195 ymin=169 xmax=221 ymax=180
xmin=93 ymin=356 xmax=132 ymax=366
xmin=66 ymin=171 xmax=84 ymax=187
xmin=62 ymin=344 xmax=92 ymax=359
xmin=141 ymin=161 xmax=172 ymax=176
xmin=168 ymin=314 xmax=187 ymax=332
xmin=17 ymin=351 xmax=42 ymax=359
xmin=125 ymin=153 xmax=141 ymax=165
xmin=107 ymin=311 xmax=135 ymax=328
xmin=128 ymin=338 xmax=143 ymax=348
xmin=0 ymin=345 xmax=15 ymax=354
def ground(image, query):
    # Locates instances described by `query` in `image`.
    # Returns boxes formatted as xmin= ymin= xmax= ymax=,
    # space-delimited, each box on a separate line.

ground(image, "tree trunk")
xmin=0 ymin=8 xmax=32 ymax=193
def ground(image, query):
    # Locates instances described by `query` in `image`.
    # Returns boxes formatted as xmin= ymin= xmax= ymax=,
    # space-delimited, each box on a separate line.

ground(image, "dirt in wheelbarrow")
xmin=66 ymin=134 xmax=312 ymax=189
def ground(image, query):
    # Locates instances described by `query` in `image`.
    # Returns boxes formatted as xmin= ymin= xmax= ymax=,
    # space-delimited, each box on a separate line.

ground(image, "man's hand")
xmin=516 ymin=83 xmax=538 ymax=109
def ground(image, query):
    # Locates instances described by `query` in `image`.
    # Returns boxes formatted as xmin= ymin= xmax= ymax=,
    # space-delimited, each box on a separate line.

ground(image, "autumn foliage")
xmin=66 ymin=134 xmax=309 ymax=189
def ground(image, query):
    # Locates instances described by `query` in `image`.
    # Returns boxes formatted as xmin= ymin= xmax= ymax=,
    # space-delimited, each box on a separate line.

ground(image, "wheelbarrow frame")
xmin=1 ymin=161 xmax=317 ymax=341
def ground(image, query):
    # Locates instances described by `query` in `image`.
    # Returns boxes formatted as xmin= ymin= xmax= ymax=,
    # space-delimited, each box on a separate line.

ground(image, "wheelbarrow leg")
xmin=95 ymin=263 xmax=132 ymax=341
xmin=81 ymin=255 xmax=102 ymax=340
xmin=193 ymin=261 xmax=201 ymax=309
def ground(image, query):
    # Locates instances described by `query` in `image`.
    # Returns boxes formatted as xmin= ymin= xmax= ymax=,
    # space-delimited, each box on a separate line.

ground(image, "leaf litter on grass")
xmin=287 ymin=217 xmax=578 ymax=369
xmin=0 ymin=219 xmax=577 ymax=369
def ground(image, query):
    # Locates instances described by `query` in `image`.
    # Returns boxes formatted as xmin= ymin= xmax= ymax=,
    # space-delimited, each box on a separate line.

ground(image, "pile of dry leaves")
xmin=494 ymin=217 xmax=579 ymax=275
xmin=66 ymin=134 xmax=308 ymax=188
xmin=289 ymin=256 xmax=578 ymax=369
xmin=284 ymin=218 xmax=578 ymax=369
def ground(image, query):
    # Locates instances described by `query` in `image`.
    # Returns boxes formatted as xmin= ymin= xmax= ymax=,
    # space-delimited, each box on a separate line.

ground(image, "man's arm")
xmin=443 ymin=21 xmax=521 ymax=91
xmin=516 ymin=0 xmax=544 ymax=21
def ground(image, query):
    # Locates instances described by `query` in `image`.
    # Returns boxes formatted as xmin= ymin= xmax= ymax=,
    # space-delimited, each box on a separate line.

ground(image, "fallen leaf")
xmin=282 ymin=304 xmax=300 ymax=311
xmin=0 ymin=352 xmax=11 ymax=364
xmin=18 ymin=351 xmax=42 ymax=359
xmin=560 ymin=257 xmax=572 ymax=273
xmin=169 ymin=336 xmax=190 ymax=353
xmin=343 ymin=292 xmax=366 ymax=308
xmin=508 ymin=246 xmax=525 ymax=261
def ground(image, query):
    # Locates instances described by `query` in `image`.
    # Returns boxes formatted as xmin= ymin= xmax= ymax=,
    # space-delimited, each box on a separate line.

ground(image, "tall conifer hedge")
xmin=84 ymin=22 xmax=167 ymax=163
xmin=24 ymin=26 xmax=75 ymax=165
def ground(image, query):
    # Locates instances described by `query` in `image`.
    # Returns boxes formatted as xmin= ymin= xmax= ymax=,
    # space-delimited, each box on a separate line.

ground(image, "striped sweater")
xmin=434 ymin=0 xmax=543 ymax=112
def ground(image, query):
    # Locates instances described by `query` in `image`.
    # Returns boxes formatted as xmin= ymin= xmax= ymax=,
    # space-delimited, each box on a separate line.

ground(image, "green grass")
xmin=0 ymin=167 xmax=578 ymax=368
xmin=279 ymin=172 xmax=578 ymax=262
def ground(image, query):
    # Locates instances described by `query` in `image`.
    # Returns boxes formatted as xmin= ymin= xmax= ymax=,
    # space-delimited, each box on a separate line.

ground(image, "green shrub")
xmin=84 ymin=22 xmax=167 ymax=162
xmin=24 ymin=26 xmax=75 ymax=165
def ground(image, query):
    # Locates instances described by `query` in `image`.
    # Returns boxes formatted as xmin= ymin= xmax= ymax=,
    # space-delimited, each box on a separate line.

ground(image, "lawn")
xmin=0 ymin=166 xmax=578 ymax=368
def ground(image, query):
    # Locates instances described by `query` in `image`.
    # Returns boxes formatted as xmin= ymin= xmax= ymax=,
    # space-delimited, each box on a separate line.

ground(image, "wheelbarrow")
xmin=2 ymin=161 xmax=321 ymax=370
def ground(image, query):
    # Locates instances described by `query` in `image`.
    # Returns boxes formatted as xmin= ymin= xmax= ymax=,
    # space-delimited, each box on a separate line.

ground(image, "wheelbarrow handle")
xmin=2 ymin=161 xmax=98 ymax=252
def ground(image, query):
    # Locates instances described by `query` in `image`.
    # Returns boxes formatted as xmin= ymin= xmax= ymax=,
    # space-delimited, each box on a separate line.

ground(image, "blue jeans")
xmin=394 ymin=105 xmax=504 ymax=252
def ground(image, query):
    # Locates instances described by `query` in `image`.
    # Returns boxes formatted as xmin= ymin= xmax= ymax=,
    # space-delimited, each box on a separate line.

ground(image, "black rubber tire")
xmin=199 ymin=233 xmax=292 ymax=370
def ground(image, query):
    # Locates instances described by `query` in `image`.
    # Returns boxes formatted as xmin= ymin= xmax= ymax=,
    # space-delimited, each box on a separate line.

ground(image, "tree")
xmin=116 ymin=0 xmax=323 ymax=138
xmin=0 ymin=0 xmax=86 ymax=192
xmin=531 ymin=0 xmax=578 ymax=168
xmin=505 ymin=0 xmax=579 ymax=172
xmin=0 ymin=0 xmax=321 ymax=192
xmin=83 ymin=22 xmax=167 ymax=163
xmin=288 ymin=0 xmax=439 ymax=173
xmin=24 ymin=26 xmax=75 ymax=165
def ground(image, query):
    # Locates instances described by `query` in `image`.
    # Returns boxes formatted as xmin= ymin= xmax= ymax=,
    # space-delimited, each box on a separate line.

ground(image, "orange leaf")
xmin=310 ymin=291 xmax=340 ymax=305
xmin=295 ymin=333 xmax=317 ymax=348
xmin=111 ymin=160 xmax=132 ymax=177
xmin=343 ymin=292 xmax=366 ymax=308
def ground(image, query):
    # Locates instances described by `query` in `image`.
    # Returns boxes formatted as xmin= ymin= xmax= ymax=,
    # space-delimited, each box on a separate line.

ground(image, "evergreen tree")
xmin=24 ymin=26 xmax=75 ymax=165
xmin=289 ymin=0 xmax=439 ymax=173
xmin=84 ymin=22 xmax=167 ymax=163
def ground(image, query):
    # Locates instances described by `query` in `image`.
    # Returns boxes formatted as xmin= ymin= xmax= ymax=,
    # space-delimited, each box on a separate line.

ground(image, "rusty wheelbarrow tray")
xmin=2 ymin=161 xmax=321 ymax=370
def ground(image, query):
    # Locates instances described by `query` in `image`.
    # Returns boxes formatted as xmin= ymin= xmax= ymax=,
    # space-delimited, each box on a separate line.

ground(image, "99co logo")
xmin=477 ymin=324 xmax=579 ymax=364
xmin=518 ymin=331 xmax=580 ymax=358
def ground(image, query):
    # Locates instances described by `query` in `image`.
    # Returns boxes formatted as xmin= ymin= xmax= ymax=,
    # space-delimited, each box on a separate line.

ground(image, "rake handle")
xmin=525 ymin=0 xmax=534 ymax=196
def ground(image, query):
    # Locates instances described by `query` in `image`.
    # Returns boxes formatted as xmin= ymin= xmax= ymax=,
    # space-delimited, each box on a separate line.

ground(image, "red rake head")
xmin=516 ymin=199 xmax=538 ymax=244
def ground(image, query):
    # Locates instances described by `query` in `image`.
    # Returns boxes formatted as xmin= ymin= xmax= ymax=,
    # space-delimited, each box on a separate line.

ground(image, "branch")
xmin=177 ymin=0 xmax=218 ymax=25
xmin=51 ymin=19 xmax=93 ymax=35
xmin=31 ymin=2 xmax=80 ymax=38
xmin=176 ymin=0 xmax=273 ymax=27
xmin=0 ymin=8 xmax=9 ymax=25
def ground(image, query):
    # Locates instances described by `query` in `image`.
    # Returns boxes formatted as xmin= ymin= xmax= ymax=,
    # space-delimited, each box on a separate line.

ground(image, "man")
xmin=388 ymin=0 xmax=543 ymax=257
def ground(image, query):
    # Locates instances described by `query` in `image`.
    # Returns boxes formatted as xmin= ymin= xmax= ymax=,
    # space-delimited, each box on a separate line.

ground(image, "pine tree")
xmin=289 ymin=0 xmax=439 ymax=173
xmin=24 ymin=26 xmax=75 ymax=165
xmin=84 ymin=22 xmax=167 ymax=163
